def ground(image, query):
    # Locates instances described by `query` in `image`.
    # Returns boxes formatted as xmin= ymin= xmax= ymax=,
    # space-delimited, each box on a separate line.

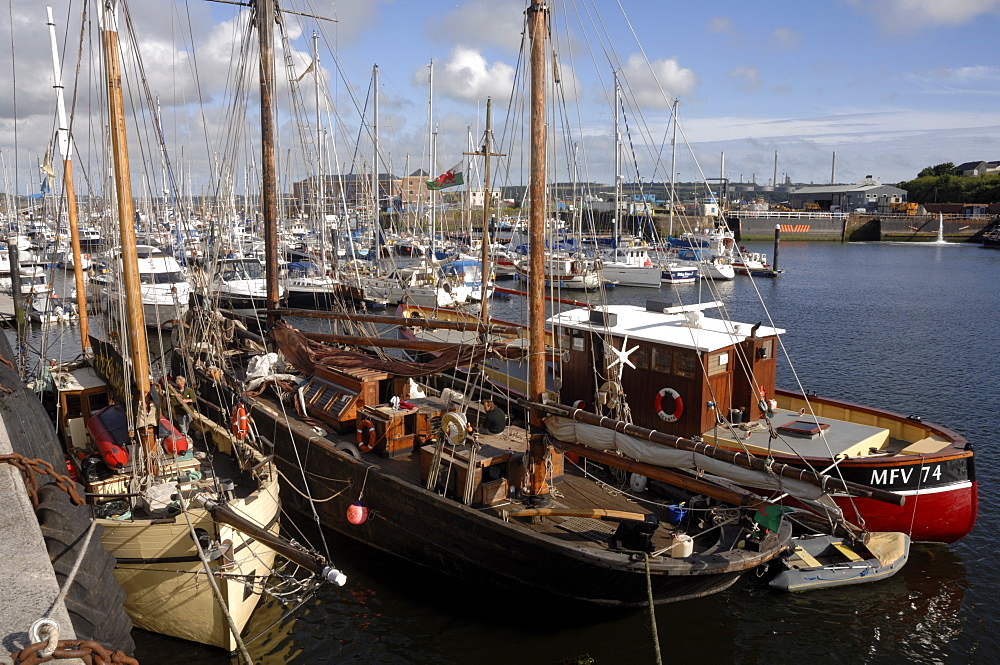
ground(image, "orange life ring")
xmin=356 ymin=419 xmax=376 ymax=453
xmin=655 ymin=387 xmax=684 ymax=423
xmin=231 ymin=402 xmax=250 ymax=440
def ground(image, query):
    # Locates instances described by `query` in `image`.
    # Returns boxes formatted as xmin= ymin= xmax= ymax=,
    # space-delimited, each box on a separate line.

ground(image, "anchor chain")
xmin=0 ymin=454 xmax=85 ymax=507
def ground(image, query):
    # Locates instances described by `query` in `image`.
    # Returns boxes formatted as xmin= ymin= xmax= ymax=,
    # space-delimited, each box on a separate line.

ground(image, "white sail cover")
xmin=545 ymin=416 xmax=842 ymax=514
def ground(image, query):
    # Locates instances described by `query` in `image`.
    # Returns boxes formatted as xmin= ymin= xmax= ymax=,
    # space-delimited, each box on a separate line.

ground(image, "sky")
xmin=4 ymin=0 xmax=1000 ymax=199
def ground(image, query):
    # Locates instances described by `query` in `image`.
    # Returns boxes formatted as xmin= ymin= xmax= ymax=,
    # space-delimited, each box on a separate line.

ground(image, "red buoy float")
xmin=356 ymin=419 xmax=376 ymax=453
xmin=230 ymin=402 xmax=250 ymax=440
xmin=654 ymin=387 xmax=684 ymax=423
xmin=347 ymin=501 xmax=369 ymax=525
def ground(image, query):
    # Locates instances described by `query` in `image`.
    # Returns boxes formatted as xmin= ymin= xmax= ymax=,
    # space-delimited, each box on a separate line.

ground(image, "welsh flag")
xmin=426 ymin=163 xmax=464 ymax=190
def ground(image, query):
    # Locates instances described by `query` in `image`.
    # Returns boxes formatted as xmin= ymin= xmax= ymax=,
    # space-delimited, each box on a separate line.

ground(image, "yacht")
xmin=92 ymin=245 xmax=191 ymax=326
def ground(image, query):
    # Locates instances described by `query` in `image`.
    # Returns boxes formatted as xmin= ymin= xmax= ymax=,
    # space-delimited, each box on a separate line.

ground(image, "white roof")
xmin=548 ymin=303 xmax=784 ymax=353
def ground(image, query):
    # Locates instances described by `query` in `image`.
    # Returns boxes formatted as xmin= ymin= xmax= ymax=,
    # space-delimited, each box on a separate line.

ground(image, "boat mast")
xmin=256 ymin=0 xmax=280 ymax=322
xmin=479 ymin=98 xmax=493 ymax=320
xmin=668 ymin=98 xmax=678 ymax=238
xmin=46 ymin=5 xmax=90 ymax=352
xmin=527 ymin=0 xmax=552 ymax=504
xmin=97 ymin=1 xmax=149 ymax=398
xmin=613 ymin=70 xmax=620 ymax=257
xmin=372 ymin=63 xmax=380 ymax=262
xmin=313 ymin=32 xmax=327 ymax=276
xmin=427 ymin=60 xmax=435 ymax=264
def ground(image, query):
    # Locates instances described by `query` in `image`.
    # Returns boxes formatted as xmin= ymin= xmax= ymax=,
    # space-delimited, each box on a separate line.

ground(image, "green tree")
xmin=916 ymin=162 xmax=957 ymax=178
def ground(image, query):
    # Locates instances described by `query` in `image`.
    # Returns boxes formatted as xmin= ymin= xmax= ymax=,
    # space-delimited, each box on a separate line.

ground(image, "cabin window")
xmin=674 ymin=350 xmax=698 ymax=378
xmin=757 ymin=339 xmax=775 ymax=360
xmin=706 ymin=351 xmax=729 ymax=376
xmin=558 ymin=330 xmax=572 ymax=350
xmin=64 ymin=394 xmax=83 ymax=418
xmin=86 ymin=391 xmax=110 ymax=416
xmin=652 ymin=348 xmax=672 ymax=373
xmin=571 ymin=329 xmax=586 ymax=352
xmin=631 ymin=345 xmax=650 ymax=370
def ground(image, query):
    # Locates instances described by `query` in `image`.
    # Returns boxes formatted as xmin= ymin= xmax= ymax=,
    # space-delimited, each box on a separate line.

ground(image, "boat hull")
xmin=100 ymin=476 xmax=279 ymax=651
xmin=221 ymin=389 xmax=789 ymax=607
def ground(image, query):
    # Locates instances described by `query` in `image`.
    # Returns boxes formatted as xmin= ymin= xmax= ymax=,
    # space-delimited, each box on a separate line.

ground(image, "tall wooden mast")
xmin=97 ymin=0 xmax=149 ymax=402
xmin=257 ymin=0 xmax=280 ymax=322
xmin=527 ymin=0 xmax=552 ymax=503
xmin=46 ymin=5 xmax=90 ymax=353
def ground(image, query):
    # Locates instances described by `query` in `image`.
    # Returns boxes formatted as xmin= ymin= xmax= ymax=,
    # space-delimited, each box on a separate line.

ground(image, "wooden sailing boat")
xmin=42 ymin=1 xmax=343 ymax=652
xmin=178 ymin=0 xmax=833 ymax=607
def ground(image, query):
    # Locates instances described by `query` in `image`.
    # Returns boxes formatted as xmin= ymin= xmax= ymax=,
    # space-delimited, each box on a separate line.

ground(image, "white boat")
xmin=27 ymin=295 xmax=78 ymax=324
xmin=209 ymin=256 xmax=281 ymax=309
xmin=599 ymin=246 xmax=662 ymax=288
xmin=515 ymin=254 xmax=601 ymax=290
xmin=95 ymin=245 xmax=191 ymax=326
xmin=768 ymin=532 xmax=910 ymax=592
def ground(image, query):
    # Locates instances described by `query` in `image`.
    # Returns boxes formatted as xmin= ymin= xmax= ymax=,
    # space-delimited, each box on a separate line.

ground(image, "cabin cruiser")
xmin=91 ymin=245 xmax=191 ymax=326
xmin=598 ymin=244 xmax=662 ymax=288
xmin=208 ymin=256 xmax=284 ymax=309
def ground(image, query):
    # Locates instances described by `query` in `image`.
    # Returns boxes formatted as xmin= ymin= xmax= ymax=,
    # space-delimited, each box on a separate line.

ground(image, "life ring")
xmin=655 ymin=387 xmax=684 ymax=423
xmin=230 ymin=402 xmax=250 ymax=440
xmin=356 ymin=419 xmax=376 ymax=452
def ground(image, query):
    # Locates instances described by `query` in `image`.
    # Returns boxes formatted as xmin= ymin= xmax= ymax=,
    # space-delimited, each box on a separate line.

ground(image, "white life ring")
xmin=655 ymin=387 xmax=684 ymax=423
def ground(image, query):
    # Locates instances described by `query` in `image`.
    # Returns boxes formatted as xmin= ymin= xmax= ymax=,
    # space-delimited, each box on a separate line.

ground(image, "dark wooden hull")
xmin=210 ymin=388 xmax=790 ymax=606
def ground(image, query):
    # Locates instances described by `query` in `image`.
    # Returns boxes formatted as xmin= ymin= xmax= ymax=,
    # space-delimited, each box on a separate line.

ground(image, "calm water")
xmin=15 ymin=240 xmax=999 ymax=664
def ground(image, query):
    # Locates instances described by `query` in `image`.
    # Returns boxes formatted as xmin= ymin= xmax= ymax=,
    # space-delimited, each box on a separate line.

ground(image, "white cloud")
xmin=707 ymin=16 xmax=735 ymax=34
xmin=428 ymin=0 xmax=525 ymax=52
xmin=730 ymin=66 xmax=762 ymax=93
xmin=770 ymin=27 xmax=800 ymax=49
xmin=420 ymin=46 xmax=517 ymax=103
xmin=621 ymin=53 xmax=697 ymax=107
xmin=848 ymin=0 xmax=1000 ymax=31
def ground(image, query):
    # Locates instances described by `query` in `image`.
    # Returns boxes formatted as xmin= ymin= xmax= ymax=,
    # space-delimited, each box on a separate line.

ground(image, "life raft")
xmin=159 ymin=416 xmax=190 ymax=455
xmin=230 ymin=402 xmax=250 ymax=440
xmin=356 ymin=419 xmax=376 ymax=452
xmin=655 ymin=387 xmax=684 ymax=423
xmin=86 ymin=405 xmax=130 ymax=469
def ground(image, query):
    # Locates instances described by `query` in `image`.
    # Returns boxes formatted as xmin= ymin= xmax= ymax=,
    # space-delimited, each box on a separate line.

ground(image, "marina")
xmin=1 ymin=0 xmax=998 ymax=663
xmin=2 ymin=239 xmax=995 ymax=664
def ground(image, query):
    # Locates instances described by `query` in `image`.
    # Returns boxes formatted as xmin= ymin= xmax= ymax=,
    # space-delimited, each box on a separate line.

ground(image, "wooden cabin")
xmin=553 ymin=301 xmax=784 ymax=436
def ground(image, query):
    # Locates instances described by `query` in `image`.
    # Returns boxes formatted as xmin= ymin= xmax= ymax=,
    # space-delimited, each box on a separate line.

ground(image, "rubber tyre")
xmin=35 ymin=483 xmax=135 ymax=656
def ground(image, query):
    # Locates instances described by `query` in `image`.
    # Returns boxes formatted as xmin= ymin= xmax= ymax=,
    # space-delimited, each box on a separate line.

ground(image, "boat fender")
xmin=347 ymin=501 xmax=369 ymax=525
xmin=356 ymin=419 xmax=376 ymax=452
xmin=230 ymin=402 xmax=250 ymax=440
xmin=629 ymin=473 xmax=648 ymax=493
xmin=655 ymin=387 xmax=684 ymax=423
xmin=599 ymin=381 xmax=622 ymax=409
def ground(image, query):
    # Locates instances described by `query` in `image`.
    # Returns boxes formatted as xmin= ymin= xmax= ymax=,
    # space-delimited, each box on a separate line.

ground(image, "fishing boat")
xmin=38 ymin=1 xmax=344 ymax=652
xmin=549 ymin=300 xmax=976 ymax=543
xmin=181 ymin=0 xmax=802 ymax=608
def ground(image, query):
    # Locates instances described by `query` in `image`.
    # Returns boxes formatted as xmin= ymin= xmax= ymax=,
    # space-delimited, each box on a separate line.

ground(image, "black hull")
xmin=210 ymin=387 xmax=790 ymax=607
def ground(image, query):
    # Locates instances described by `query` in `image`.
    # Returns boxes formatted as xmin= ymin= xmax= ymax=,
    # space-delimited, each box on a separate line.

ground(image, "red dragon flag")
xmin=426 ymin=162 xmax=465 ymax=190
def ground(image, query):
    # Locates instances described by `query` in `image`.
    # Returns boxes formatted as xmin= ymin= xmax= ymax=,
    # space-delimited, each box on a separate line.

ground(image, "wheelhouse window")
xmin=757 ymin=339 xmax=775 ymax=360
xmin=652 ymin=348 xmax=672 ymax=373
xmin=631 ymin=344 xmax=650 ymax=370
xmin=674 ymin=350 xmax=698 ymax=378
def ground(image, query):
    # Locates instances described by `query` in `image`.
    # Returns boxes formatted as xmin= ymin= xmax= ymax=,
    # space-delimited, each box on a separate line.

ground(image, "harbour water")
xmin=9 ymin=240 xmax=998 ymax=664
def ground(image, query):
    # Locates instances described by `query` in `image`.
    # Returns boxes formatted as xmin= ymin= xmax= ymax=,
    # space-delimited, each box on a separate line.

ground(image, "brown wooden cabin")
xmin=554 ymin=301 xmax=783 ymax=437
xmin=49 ymin=365 xmax=113 ymax=453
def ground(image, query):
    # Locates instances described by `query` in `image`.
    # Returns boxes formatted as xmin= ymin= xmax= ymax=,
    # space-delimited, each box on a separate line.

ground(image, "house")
xmin=954 ymin=161 xmax=1000 ymax=177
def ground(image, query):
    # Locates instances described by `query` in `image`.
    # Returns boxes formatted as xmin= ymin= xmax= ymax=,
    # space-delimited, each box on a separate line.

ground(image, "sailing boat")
xmin=42 ymin=1 xmax=343 ymax=651
xmin=173 ymin=0 xmax=861 ymax=608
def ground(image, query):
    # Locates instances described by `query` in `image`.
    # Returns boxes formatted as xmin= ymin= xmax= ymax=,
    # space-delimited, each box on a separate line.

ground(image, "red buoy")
xmin=346 ymin=502 xmax=369 ymax=525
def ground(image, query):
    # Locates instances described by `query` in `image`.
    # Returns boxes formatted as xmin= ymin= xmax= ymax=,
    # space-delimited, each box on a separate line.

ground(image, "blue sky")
xmin=4 ymin=0 xmax=1000 ymax=196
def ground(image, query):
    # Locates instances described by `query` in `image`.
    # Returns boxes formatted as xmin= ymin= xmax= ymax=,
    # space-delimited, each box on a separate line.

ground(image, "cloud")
xmin=707 ymin=16 xmax=735 ymax=34
xmin=730 ymin=66 xmax=762 ymax=93
xmin=419 ymin=46 xmax=517 ymax=103
xmin=621 ymin=53 xmax=697 ymax=107
xmin=428 ymin=0 xmax=525 ymax=52
xmin=847 ymin=0 xmax=1000 ymax=31
xmin=769 ymin=27 xmax=800 ymax=49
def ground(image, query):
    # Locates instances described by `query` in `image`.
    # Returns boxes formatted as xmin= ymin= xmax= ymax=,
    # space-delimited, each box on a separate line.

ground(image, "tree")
xmin=917 ymin=162 xmax=957 ymax=178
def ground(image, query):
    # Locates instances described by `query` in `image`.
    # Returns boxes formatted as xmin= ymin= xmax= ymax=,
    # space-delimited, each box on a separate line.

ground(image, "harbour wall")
xmin=718 ymin=213 xmax=996 ymax=242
